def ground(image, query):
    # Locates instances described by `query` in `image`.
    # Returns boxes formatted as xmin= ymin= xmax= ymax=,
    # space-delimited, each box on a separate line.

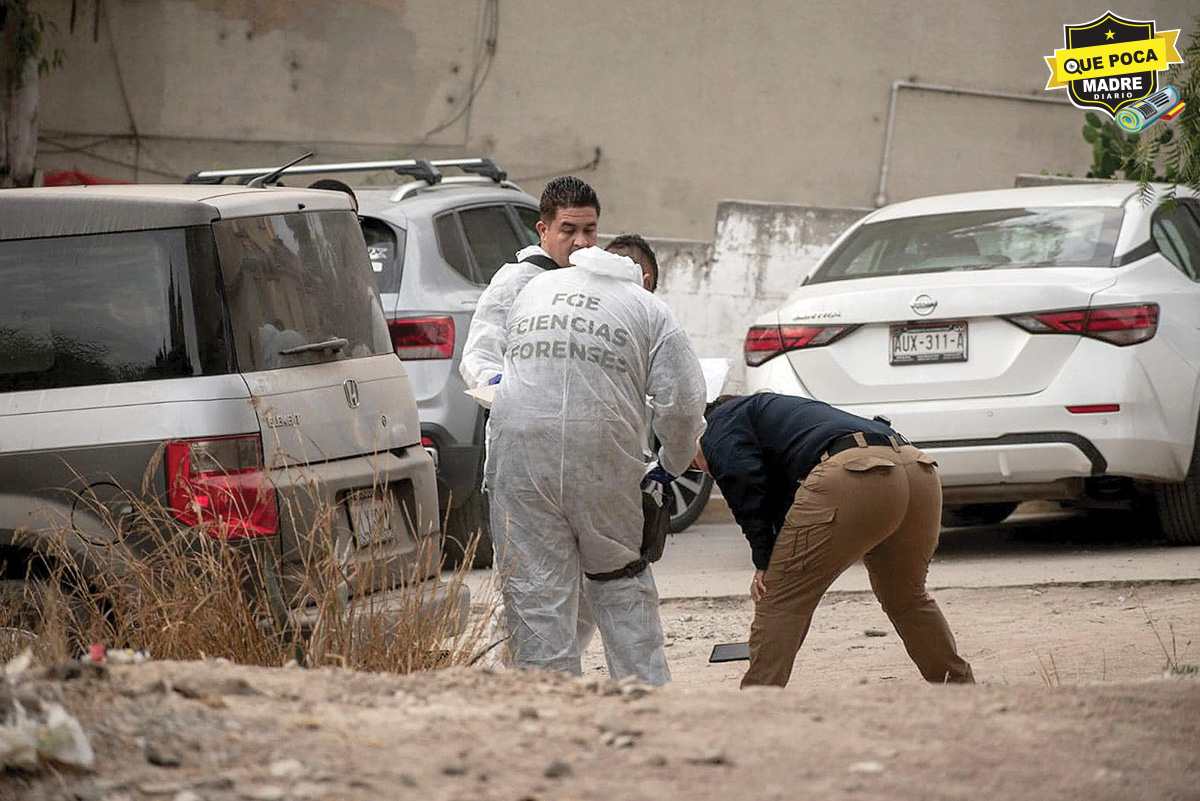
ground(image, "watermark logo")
xmin=1114 ymin=86 xmax=1185 ymax=133
xmin=1045 ymin=11 xmax=1182 ymax=121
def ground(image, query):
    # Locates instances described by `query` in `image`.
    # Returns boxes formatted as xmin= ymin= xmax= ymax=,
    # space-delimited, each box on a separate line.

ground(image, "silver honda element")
xmin=0 ymin=184 xmax=465 ymax=635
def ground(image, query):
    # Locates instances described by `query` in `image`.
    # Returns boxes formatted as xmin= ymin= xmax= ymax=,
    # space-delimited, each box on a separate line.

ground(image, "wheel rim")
xmin=667 ymin=469 xmax=708 ymax=524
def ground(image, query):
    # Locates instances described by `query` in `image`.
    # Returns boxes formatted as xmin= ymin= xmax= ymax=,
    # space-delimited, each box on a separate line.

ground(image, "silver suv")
xmin=189 ymin=159 xmax=540 ymax=567
xmin=0 ymin=184 xmax=464 ymax=631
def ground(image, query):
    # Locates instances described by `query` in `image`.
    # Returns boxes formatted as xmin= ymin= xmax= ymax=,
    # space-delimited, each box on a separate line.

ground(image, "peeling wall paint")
xmin=654 ymin=201 xmax=869 ymax=392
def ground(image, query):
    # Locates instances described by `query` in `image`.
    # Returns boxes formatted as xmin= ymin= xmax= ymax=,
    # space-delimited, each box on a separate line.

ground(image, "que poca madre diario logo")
xmin=1045 ymin=11 xmax=1184 ymax=132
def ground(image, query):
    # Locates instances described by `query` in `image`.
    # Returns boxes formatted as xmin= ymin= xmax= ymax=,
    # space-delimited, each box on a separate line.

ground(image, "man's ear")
xmin=535 ymin=219 xmax=548 ymax=240
xmin=642 ymin=273 xmax=654 ymax=291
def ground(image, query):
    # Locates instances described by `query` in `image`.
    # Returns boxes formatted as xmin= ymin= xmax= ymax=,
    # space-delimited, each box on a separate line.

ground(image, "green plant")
xmin=1131 ymin=15 xmax=1200 ymax=205
xmin=2 ymin=1 xmax=67 ymax=186
xmin=1 ymin=1 xmax=65 ymax=77
xmin=1082 ymin=113 xmax=1165 ymax=181
xmin=1081 ymin=14 xmax=1200 ymax=205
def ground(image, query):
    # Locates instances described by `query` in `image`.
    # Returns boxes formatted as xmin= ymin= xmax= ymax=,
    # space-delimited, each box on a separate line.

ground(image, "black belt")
xmin=585 ymin=558 xmax=647 ymax=582
xmin=823 ymin=431 xmax=909 ymax=459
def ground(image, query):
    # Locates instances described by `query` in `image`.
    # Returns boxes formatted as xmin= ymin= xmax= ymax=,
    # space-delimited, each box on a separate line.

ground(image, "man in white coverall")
xmin=459 ymin=176 xmax=600 ymax=388
xmin=486 ymin=245 xmax=707 ymax=684
xmin=459 ymin=176 xmax=601 ymax=662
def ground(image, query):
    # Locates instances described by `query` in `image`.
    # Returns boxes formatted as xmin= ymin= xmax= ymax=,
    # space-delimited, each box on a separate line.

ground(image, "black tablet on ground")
xmin=709 ymin=642 xmax=750 ymax=663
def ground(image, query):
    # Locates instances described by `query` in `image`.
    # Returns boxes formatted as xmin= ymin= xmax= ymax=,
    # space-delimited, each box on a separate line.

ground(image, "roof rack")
xmin=184 ymin=157 xmax=512 ymax=191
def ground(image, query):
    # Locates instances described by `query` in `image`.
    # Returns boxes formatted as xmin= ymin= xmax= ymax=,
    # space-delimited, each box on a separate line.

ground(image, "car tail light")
xmin=388 ymin=316 xmax=454 ymax=360
xmin=744 ymin=324 xmax=857 ymax=366
xmin=166 ymin=434 xmax=278 ymax=538
xmin=1004 ymin=304 xmax=1158 ymax=346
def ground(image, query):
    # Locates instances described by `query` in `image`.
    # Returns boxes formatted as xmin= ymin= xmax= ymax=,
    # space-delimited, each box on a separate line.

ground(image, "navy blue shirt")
xmin=701 ymin=393 xmax=897 ymax=570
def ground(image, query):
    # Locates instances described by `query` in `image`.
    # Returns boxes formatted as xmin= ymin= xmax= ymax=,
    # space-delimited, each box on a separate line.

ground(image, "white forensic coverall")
xmin=486 ymin=246 xmax=707 ymax=684
xmin=460 ymin=244 xmax=555 ymax=389
xmin=459 ymin=242 xmax=598 ymax=660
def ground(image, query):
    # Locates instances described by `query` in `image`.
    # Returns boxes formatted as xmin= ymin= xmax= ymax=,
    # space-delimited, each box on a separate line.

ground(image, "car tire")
xmin=941 ymin=502 xmax=1019 ymax=528
xmin=666 ymin=468 xmax=715 ymax=533
xmin=442 ymin=489 xmax=494 ymax=569
xmin=1154 ymin=427 xmax=1200 ymax=545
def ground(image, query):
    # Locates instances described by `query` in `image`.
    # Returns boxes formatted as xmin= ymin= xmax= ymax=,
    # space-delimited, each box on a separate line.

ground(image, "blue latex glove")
xmin=487 ymin=374 xmax=502 ymax=385
xmin=644 ymin=464 xmax=675 ymax=486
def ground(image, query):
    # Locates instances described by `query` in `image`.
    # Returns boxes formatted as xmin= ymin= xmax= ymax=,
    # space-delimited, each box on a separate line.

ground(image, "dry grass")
xmin=1138 ymin=596 xmax=1197 ymax=677
xmin=0 ymin=466 xmax=497 ymax=674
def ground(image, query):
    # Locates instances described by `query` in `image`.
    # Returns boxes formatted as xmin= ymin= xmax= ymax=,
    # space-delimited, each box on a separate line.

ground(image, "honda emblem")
xmin=343 ymin=378 xmax=360 ymax=409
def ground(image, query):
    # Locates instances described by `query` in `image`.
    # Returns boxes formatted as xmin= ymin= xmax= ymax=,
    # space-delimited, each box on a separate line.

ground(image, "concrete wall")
xmin=32 ymin=0 xmax=1196 ymax=239
xmin=652 ymin=201 xmax=869 ymax=393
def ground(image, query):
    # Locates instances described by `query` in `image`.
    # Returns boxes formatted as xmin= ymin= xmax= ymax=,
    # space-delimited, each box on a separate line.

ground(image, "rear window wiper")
xmin=279 ymin=337 xmax=348 ymax=355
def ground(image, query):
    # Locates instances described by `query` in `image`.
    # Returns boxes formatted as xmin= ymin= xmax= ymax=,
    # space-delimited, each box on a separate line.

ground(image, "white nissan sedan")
xmin=743 ymin=183 xmax=1200 ymax=544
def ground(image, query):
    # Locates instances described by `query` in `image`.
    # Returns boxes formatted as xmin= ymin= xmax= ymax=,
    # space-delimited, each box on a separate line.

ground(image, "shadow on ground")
xmin=937 ymin=504 xmax=1169 ymax=556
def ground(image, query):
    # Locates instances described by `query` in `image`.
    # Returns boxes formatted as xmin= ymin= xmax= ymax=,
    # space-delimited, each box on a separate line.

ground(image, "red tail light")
xmin=1005 ymin=304 xmax=1158 ymax=346
xmin=166 ymin=434 xmax=278 ymax=539
xmin=388 ymin=316 xmax=455 ymax=360
xmin=744 ymin=324 xmax=857 ymax=366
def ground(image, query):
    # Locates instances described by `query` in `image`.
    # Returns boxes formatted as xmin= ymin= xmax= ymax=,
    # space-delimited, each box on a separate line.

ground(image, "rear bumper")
xmin=289 ymin=578 xmax=471 ymax=638
xmin=811 ymin=393 xmax=1188 ymax=485
xmin=916 ymin=431 xmax=1106 ymax=487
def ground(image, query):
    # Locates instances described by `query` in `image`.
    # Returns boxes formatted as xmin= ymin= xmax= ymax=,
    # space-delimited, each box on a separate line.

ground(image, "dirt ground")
xmin=4 ymin=581 xmax=1200 ymax=801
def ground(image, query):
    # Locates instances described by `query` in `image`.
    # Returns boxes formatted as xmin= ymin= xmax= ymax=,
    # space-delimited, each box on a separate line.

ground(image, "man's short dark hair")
xmin=705 ymin=394 xmax=742 ymax=421
xmin=607 ymin=234 xmax=658 ymax=291
xmin=308 ymin=178 xmax=358 ymax=211
xmin=540 ymin=176 xmax=600 ymax=223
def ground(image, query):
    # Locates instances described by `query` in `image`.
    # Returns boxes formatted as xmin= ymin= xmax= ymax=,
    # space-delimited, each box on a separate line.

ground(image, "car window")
xmin=809 ymin=207 xmax=1124 ymax=285
xmin=434 ymin=212 xmax=474 ymax=282
xmin=0 ymin=227 xmax=229 ymax=392
xmin=360 ymin=217 xmax=406 ymax=294
xmin=514 ymin=205 xmax=540 ymax=244
xmin=213 ymin=210 xmax=392 ymax=372
xmin=842 ymin=238 xmax=888 ymax=276
xmin=1151 ymin=202 xmax=1200 ymax=281
xmin=459 ymin=205 xmax=526 ymax=284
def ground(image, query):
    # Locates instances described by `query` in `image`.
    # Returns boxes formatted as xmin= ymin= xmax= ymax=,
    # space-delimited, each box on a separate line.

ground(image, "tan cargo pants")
xmin=741 ymin=440 xmax=975 ymax=688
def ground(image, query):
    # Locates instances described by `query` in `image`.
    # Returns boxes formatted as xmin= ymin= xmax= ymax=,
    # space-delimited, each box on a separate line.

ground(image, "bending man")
xmin=488 ymin=246 xmax=706 ymax=684
xmin=696 ymin=393 xmax=974 ymax=688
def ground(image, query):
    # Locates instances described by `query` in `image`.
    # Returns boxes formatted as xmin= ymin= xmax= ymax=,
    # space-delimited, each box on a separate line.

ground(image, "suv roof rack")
xmin=185 ymin=158 xmax=518 ymax=199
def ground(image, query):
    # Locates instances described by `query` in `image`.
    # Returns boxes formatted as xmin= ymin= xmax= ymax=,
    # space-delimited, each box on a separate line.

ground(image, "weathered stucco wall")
xmin=652 ymin=201 xmax=869 ymax=392
xmin=32 ymin=0 xmax=1197 ymax=239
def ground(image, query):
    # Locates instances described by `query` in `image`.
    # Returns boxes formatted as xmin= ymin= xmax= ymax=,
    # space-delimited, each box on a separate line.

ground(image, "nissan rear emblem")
xmin=343 ymin=378 xmax=360 ymax=409
xmin=910 ymin=294 xmax=938 ymax=316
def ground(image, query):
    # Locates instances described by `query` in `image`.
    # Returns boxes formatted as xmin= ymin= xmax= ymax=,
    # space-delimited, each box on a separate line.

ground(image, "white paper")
xmin=464 ymin=384 xmax=497 ymax=409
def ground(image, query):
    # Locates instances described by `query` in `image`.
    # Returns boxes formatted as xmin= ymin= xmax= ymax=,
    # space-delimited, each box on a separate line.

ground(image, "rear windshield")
xmin=213 ymin=210 xmax=392 ymax=372
xmin=0 ymin=227 xmax=229 ymax=392
xmin=808 ymin=207 xmax=1124 ymax=285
